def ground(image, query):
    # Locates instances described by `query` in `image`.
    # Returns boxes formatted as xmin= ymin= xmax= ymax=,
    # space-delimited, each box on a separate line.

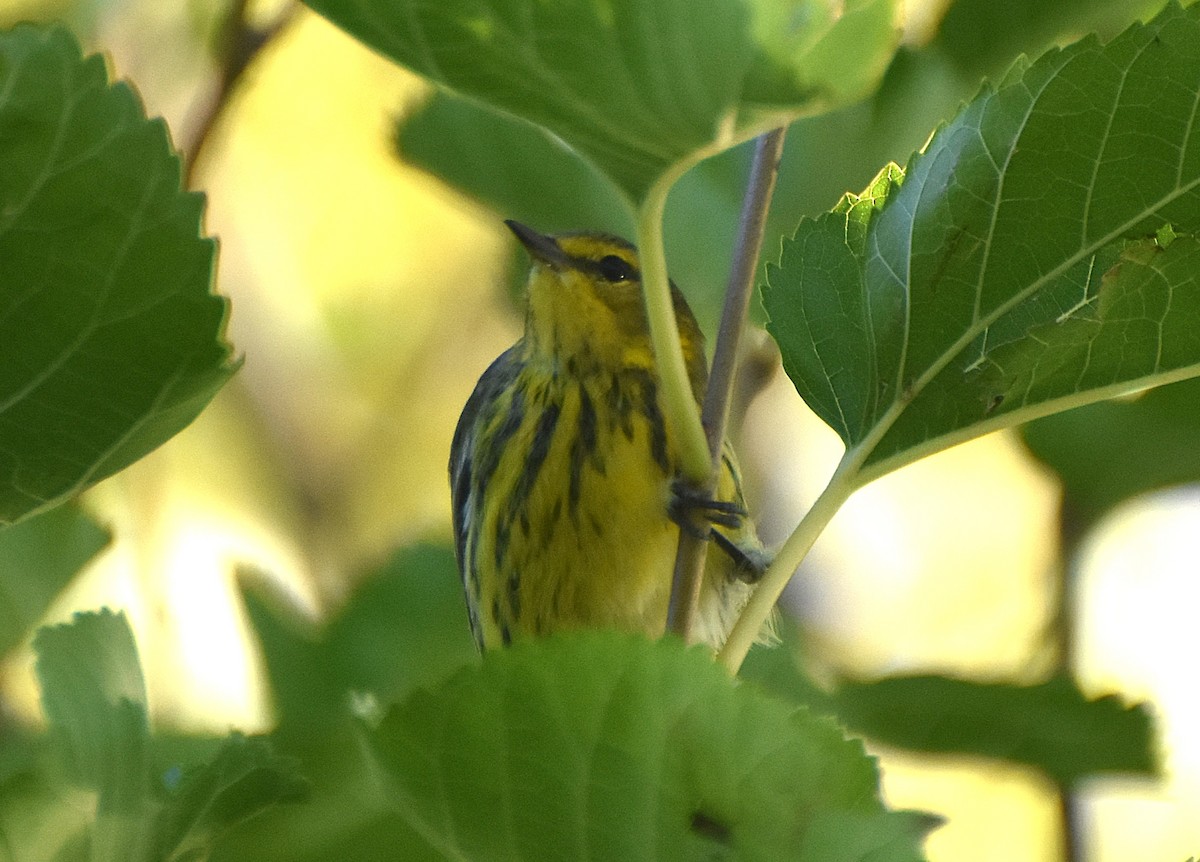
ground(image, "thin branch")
xmin=182 ymin=1 xmax=300 ymax=184
xmin=667 ymin=126 xmax=787 ymax=642
xmin=1053 ymin=498 xmax=1088 ymax=862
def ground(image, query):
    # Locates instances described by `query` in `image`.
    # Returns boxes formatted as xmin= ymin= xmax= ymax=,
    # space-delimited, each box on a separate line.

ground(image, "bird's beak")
xmin=505 ymin=220 xmax=571 ymax=269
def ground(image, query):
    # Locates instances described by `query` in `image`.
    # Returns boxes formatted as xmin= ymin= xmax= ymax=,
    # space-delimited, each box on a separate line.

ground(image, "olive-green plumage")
xmin=450 ymin=221 xmax=765 ymax=650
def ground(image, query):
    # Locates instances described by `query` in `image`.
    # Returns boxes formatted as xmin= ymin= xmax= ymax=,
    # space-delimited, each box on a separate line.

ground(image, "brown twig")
xmin=182 ymin=1 xmax=300 ymax=184
xmin=667 ymin=126 xmax=788 ymax=641
xmin=1053 ymin=498 xmax=1087 ymax=862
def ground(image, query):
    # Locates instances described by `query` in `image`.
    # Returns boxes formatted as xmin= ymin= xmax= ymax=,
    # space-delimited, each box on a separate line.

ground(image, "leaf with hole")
xmin=371 ymin=632 xmax=933 ymax=861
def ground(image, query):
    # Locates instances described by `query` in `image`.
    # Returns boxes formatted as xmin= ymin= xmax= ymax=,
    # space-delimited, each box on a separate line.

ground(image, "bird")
xmin=449 ymin=220 xmax=767 ymax=651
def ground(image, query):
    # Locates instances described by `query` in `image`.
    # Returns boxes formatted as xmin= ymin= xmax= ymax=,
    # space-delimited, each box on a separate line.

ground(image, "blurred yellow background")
xmin=3 ymin=2 xmax=1198 ymax=860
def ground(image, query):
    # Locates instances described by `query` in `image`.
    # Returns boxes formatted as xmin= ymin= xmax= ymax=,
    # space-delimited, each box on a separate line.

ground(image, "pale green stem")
xmin=718 ymin=454 xmax=860 ymax=673
xmin=719 ymin=357 xmax=916 ymax=673
xmin=637 ymin=164 xmax=716 ymax=483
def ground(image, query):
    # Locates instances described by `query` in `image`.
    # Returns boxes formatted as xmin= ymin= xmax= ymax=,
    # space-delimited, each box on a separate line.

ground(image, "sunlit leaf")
xmin=0 ymin=25 xmax=235 ymax=525
xmin=765 ymin=3 xmax=1200 ymax=484
xmin=372 ymin=632 xmax=932 ymax=861
xmin=304 ymin=0 xmax=899 ymax=202
xmin=33 ymin=609 xmax=151 ymax=861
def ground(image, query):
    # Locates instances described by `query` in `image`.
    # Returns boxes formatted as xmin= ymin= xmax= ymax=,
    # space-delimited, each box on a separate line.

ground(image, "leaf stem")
xmin=637 ymin=168 xmax=714 ymax=483
xmin=668 ymin=127 xmax=787 ymax=641
xmin=718 ymin=453 xmax=858 ymax=673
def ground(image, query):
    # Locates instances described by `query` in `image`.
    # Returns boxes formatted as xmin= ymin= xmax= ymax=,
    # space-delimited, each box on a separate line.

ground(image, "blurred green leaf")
xmin=241 ymin=545 xmax=477 ymax=745
xmin=0 ymin=0 xmax=105 ymax=33
xmin=155 ymin=733 xmax=308 ymax=862
xmin=743 ymin=0 xmax=899 ymax=112
xmin=736 ymin=613 xmax=838 ymax=717
xmin=397 ymin=92 xmax=632 ymax=236
xmin=834 ymin=674 xmax=1156 ymax=786
xmin=217 ymin=548 xmax=476 ymax=862
xmin=765 ymin=4 xmax=1200 ymax=485
xmin=1022 ymin=376 xmax=1200 ymax=529
xmin=935 ymin=0 xmax=1165 ymax=79
xmin=0 ymin=24 xmax=236 ymax=525
xmin=325 ymin=544 xmax=479 ymax=704
xmin=372 ymin=632 xmax=932 ymax=861
xmin=303 ymin=0 xmax=899 ymax=203
xmin=212 ymin=802 xmax=442 ymax=862
xmin=0 ymin=769 xmax=93 ymax=862
xmin=27 ymin=611 xmax=312 ymax=862
xmin=239 ymin=577 xmax=344 ymax=748
xmin=737 ymin=618 xmax=1155 ymax=787
xmin=0 ymin=505 xmax=109 ymax=655
xmin=397 ymin=90 xmax=750 ymax=333
xmin=33 ymin=608 xmax=151 ymax=861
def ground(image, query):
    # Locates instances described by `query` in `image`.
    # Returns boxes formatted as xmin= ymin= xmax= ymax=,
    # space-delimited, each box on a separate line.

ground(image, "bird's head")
xmin=507 ymin=220 xmax=705 ymax=392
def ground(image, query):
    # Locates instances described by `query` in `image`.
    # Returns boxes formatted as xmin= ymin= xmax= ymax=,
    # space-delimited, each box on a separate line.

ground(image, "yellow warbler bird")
xmin=450 ymin=221 xmax=766 ymax=650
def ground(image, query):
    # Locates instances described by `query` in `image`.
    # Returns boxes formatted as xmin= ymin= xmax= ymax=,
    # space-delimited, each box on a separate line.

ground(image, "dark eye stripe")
xmin=570 ymin=253 xmax=640 ymax=283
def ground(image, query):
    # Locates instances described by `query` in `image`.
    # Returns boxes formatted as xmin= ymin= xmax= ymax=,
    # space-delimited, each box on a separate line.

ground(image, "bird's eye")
xmin=596 ymin=254 xmax=636 ymax=283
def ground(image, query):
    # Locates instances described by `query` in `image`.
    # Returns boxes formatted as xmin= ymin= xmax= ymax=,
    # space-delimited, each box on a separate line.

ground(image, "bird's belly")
xmin=472 ymin=369 xmax=686 ymax=643
xmin=517 ymin=421 xmax=677 ymax=636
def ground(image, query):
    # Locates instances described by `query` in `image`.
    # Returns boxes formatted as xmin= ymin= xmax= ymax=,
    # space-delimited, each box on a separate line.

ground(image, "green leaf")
xmin=935 ymin=0 xmax=1164 ymax=80
xmin=372 ymin=632 xmax=931 ymax=862
xmin=0 ymin=769 xmax=93 ymax=862
xmin=303 ymin=0 xmax=899 ymax=203
xmin=240 ymin=545 xmax=477 ymax=746
xmin=833 ymin=674 xmax=1156 ymax=786
xmin=325 ymin=544 xmax=479 ymax=704
xmin=155 ymin=734 xmax=308 ymax=862
xmin=228 ymin=559 xmax=460 ymax=862
xmin=744 ymin=0 xmax=899 ymax=113
xmin=222 ymin=548 xmax=475 ymax=860
xmin=0 ymin=24 xmax=236 ymax=525
xmin=765 ymin=3 xmax=1200 ymax=484
xmin=736 ymin=613 xmax=839 ymax=718
xmin=33 ymin=608 xmax=151 ymax=861
xmin=1021 ymin=375 xmax=1200 ymax=529
xmin=399 ymin=90 xmax=754 ymax=330
xmin=764 ymin=0 xmax=1159 ymax=236
xmin=238 ymin=575 xmax=346 ymax=749
xmin=0 ymin=505 xmax=109 ymax=656
xmin=397 ymin=92 xmax=633 ymax=236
